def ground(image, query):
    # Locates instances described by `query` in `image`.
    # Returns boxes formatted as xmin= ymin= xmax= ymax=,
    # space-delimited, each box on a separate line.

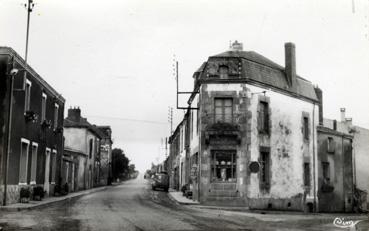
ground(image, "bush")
xmin=33 ymin=186 xmax=45 ymax=200
xmin=20 ymin=187 xmax=31 ymax=198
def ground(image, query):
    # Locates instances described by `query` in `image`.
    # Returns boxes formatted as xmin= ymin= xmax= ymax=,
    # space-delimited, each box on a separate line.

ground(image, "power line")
xmin=87 ymin=115 xmax=167 ymax=125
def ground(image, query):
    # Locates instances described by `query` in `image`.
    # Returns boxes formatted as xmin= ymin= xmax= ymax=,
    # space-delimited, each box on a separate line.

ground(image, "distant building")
xmin=97 ymin=126 xmax=113 ymax=185
xmin=317 ymin=126 xmax=354 ymax=212
xmin=323 ymin=108 xmax=369 ymax=210
xmin=0 ymin=47 xmax=65 ymax=205
xmin=63 ymin=108 xmax=101 ymax=191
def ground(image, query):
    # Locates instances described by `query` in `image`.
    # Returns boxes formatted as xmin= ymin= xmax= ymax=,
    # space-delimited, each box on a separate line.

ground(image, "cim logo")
xmin=333 ymin=217 xmax=363 ymax=230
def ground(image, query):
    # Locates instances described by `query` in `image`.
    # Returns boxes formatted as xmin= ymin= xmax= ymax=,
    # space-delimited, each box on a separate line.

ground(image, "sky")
xmin=1 ymin=0 xmax=368 ymax=173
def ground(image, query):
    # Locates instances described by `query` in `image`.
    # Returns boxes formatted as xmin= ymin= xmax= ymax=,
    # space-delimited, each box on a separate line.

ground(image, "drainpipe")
xmin=312 ymin=102 xmax=317 ymax=212
xmin=3 ymin=59 xmax=15 ymax=206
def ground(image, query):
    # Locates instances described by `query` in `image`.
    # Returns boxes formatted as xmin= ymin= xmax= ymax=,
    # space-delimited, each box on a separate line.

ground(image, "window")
xmin=322 ymin=162 xmax=330 ymax=184
xmin=30 ymin=143 xmax=38 ymax=184
xmin=89 ymin=139 xmax=93 ymax=158
xmin=24 ymin=79 xmax=32 ymax=113
xmin=190 ymin=111 xmax=193 ymax=139
xmin=260 ymin=147 xmax=270 ymax=189
xmin=327 ymin=137 xmax=335 ymax=153
xmin=50 ymin=150 xmax=57 ymax=184
xmin=41 ymin=92 xmax=47 ymax=122
xmin=304 ymin=162 xmax=310 ymax=187
xmin=219 ymin=65 xmax=229 ymax=79
xmin=211 ymin=150 xmax=236 ymax=182
xmin=19 ymin=139 xmax=30 ymax=184
xmin=303 ymin=116 xmax=309 ymax=140
xmin=53 ymin=103 xmax=59 ymax=129
xmin=258 ymin=101 xmax=269 ymax=134
xmin=214 ymin=98 xmax=233 ymax=123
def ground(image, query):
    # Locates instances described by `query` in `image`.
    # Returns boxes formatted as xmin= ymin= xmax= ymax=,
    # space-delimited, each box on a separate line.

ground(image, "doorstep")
xmin=168 ymin=191 xmax=199 ymax=205
xmin=0 ymin=186 xmax=109 ymax=212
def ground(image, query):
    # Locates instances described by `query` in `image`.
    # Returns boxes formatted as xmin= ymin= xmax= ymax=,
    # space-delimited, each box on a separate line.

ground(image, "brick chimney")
xmin=285 ymin=42 xmax=297 ymax=89
xmin=314 ymin=86 xmax=323 ymax=125
xmin=68 ymin=107 xmax=81 ymax=122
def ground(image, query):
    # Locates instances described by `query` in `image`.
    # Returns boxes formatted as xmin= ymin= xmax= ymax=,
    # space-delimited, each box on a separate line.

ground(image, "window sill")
xmin=30 ymin=181 xmax=36 ymax=185
xmin=18 ymin=182 xmax=28 ymax=186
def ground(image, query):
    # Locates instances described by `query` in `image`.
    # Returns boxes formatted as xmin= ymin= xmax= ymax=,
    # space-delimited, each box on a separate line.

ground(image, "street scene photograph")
xmin=0 ymin=0 xmax=369 ymax=230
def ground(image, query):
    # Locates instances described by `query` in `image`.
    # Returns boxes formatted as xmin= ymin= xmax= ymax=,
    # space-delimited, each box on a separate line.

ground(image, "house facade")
xmin=63 ymin=108 xmax=101 ymax=191
xmin=0 ymin=47 xmax=65 ymax=205
xmin=323 ymin=108 xmax=369 ymax=210
xmin=317 ymin=126 xmax=354 ymax=212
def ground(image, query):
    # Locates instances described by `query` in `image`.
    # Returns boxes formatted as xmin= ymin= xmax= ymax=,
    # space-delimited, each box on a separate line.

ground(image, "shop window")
xmin=258 ymin=101 xmax=269 ymax=134
xmin=214 ymin=98 xmax=233 ymax=123
xmin=19 ymin=139 xmax=30 ymax=184
xmin=211 ymin=150 xmax=236 ymax=182
xmin=260 ymin=147 xmax=270 ymax=190
xmin=304 ymin=162 xmax=310 ymax=187
xmin=327 ymin=137 xmax=335 ymax=153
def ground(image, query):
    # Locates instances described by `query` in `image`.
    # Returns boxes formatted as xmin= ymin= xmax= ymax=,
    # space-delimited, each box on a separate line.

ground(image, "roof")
xmin=0 ymin=47 xmax=65 ymax=103
xmin=64 ymin=117 xmax=102 ymax=138
xmin=196 ymin=49 xmax=318 ymax=102
xmin=317 ymin=125 xmax=353 ymax=138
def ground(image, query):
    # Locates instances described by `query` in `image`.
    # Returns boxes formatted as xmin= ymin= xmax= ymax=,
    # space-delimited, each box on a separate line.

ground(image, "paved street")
xmin=0 ymin=175 xmax=367 ymax=231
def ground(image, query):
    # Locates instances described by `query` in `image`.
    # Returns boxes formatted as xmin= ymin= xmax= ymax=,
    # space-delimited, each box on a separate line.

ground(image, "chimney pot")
xmin=340 ymin=108 xmax=346 ymax=122
xmin=230 ymin=40 xmax=243 ymax=51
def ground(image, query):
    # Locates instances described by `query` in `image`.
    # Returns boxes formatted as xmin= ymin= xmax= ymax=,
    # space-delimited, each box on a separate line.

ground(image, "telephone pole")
xmin=25 ymin=0 xmax=35 ymax=62
xmin=168 ymin=106 xmax=173 ymax=135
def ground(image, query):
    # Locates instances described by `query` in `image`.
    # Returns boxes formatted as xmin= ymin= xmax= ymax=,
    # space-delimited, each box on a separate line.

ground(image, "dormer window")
xmin=219 ymin=65 xmax=229 ymax=79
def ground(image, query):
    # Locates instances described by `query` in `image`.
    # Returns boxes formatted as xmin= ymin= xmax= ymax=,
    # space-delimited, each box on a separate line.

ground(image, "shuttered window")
xmin=258 ymin=101 xmax=269 ymax=134
xmin=214 ymin=98 xmax=233 ymax=123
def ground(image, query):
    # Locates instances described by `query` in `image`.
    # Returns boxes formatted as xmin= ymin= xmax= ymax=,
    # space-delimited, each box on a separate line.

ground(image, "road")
xmin=0 ymin=176 xmax=367 ymax=231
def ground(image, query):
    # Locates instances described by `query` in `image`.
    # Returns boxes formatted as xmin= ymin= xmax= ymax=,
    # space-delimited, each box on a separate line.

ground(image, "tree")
xmin=112 ymin=148 xmax=130 ymax=180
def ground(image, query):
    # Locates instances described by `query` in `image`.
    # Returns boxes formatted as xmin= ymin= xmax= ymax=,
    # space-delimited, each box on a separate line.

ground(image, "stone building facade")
xmin=0 ymin=47 xmax=65 ymax=205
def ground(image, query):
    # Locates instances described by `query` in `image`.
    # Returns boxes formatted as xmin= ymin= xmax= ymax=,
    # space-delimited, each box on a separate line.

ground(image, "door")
xmin=44 ymin=148 xmax=51 ymax=194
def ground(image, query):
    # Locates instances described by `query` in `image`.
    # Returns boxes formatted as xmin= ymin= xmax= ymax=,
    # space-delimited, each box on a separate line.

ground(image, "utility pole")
xmin=25 ymin=0 xmax=35 ymax=62
xmin=168 ymin=106 xmax=173 ymax=135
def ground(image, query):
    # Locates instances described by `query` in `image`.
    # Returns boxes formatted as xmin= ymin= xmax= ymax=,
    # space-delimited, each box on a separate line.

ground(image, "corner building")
xmin=188 ymin=42 xmax=321 ymax=211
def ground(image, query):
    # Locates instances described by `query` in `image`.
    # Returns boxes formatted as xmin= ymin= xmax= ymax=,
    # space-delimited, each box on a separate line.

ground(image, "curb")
xmin=0 ymin=186 xmax=110 ymax=212
xmin=167 ymin=192 xmax=199 ymax=205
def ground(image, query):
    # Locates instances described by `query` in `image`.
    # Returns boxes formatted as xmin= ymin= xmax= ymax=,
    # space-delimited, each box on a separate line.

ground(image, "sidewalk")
xmin=0 ymin=185 xmax=111 ymax=212
xmin=168 ymin=190 xmax=199 ymax=205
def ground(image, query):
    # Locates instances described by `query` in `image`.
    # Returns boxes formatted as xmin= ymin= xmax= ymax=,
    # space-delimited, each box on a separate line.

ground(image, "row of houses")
xmin=0 ymin=47 xmax=113 ymax=205
xmin=163 ymin=41 xmax=368 ymax=213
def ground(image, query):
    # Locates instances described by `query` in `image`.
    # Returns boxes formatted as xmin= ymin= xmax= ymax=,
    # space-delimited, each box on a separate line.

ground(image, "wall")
xmin=195 ymin=82 xmax=318 ymax=210
xmin=354 ymin=127 xmax=369 ymax=203
xmin=247 ymin=84 xmax=318 ymax=211
xmin=317 ymin=128 xmax=353 ymax=212
xmin=64 ymin=128 xmax=87 ymax=153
